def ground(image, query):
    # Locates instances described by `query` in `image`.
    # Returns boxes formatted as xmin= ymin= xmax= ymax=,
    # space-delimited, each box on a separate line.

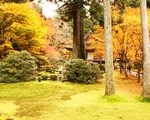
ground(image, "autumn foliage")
xmin=89 ymin=7 xmax=148 ymax=68
xmin=0 ymin=3 xmax=48 ymax=59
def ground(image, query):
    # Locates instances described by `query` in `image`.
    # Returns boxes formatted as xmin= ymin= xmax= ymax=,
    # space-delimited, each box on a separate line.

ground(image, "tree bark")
xmin=80 ymin=14 xmax=86 ymax=60
xmin=124 ymin=55 xmax=128 ymax=77
xmin=140 ymin=0 xmax=150 ymax=97
xmin=137 ymin=69 xmax=141 ymax=83
xmin=104 ymin=0 xmax=115 ymax=96
xmin=72 ymin=2 xmax=81 ymax=59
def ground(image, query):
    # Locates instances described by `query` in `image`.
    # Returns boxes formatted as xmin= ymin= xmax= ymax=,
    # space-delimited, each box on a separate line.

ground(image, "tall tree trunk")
xmin=80 ymin=14 xmax=86 ymax=60
xmin=72 ymin=3 xmax=81 ymax=59
xmin=140 ymin=0 xmax=150 ymax=97
xmin=104 ymin=0 xmax=115 ymax=96
xmin=72 ymin=0 xmax=86 ymax=59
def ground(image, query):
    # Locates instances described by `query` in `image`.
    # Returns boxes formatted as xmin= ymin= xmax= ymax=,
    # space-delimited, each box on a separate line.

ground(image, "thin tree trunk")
xmin=140 ymin=0 xmax=150 ymax=97
xmin=119 ymin=62 xmax=123 ymax=73
xmin=104 ymin=0 xmax=115 ymax=96
xmin=124 ymin=63 xmax=128 ymax=77
xmin=124 ymin=55 xmax=128 ymax=77
xmin=137 ymin=69 xmax=141 ymax=83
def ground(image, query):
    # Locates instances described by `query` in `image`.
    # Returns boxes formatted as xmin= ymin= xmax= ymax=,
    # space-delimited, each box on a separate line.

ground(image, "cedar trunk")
xmin=72 ymin=4 xmax=81 ymax=59
xmin=72 ymin=1 xmax=86 ymax=59
xmin=140 ymin=0 xmax=150 ymax=97
xmin=80 ymin=16 xmax=86 ymax=60
xmin=104 ymin=0 xmax=115 ymax=96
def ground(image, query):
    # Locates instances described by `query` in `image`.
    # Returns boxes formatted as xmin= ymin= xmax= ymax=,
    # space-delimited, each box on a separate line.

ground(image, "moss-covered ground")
xmin=0 ymin=71 xmax=149 ymax=120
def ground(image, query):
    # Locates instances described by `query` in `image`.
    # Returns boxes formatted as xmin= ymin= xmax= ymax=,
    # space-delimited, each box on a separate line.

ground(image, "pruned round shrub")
xmin=63 ymin=59 xmax=101 ymax=84
xmin=41 ymin=74 xmax=49 ymax=80
xmin=49 ymin=74 xmax=57 ymax=81
xmin=0 ymin=51 xmax=37 ymax=83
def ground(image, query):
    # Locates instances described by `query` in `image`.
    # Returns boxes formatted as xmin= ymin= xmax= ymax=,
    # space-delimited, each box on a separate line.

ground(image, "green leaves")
xmin=63 ymin=59 xmax=101 ymax=84
xmin=0 ymin=51 xmax=37 ymax=83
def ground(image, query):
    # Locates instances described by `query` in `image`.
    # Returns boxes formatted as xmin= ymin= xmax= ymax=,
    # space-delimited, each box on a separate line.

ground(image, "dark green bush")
xmin=46 ymin=67 xmax=56 ymax=73
xmin=0 ymin=51 xmax=37 ymax=83
xmin=99 ymin=64 xmax=105 ymax=72
xmin=49 ymin=74 xmax=57 ymax=81
xmin=63 ymin=59 xmax=101 ymax=84
xmin=38 ymin=76 xmax=42 ymax=82
xmin=41 ymin=74 xmax=49 ymax=80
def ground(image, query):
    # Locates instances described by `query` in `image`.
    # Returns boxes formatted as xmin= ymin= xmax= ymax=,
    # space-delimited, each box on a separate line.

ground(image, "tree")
xmin=0 ymin=4 xmax=26 ymax=59
xmin=140 ymin=0 xmax=150 ymax=97
xmin=45 ymin=18 xmax=72 ymax=66
xmin=45 ymin=0 xmax=103 ymax=59
xmin=89 ymin=0 xmax=104 ymax=26
xmin=0 ymin=3 xmax=47 ymax=59
xmin=104 ymin=0 xmax=115 ymax=96
xmin=130 ymin=26 xmax=143 ymax=83
xmin=48 ymin=0 xmax=86 ymax=59
xmin=112 ymin=0 xmax=127 ymax=24
xmin=127 ymin=0 xmax=140 ymax=7
xmin=72 ymin=0 xmax=84 ymax=59
xmin=87 ymin=25 xmax=105 ymax=60
xmin=113 ymin=24 xmax=134 ymax=77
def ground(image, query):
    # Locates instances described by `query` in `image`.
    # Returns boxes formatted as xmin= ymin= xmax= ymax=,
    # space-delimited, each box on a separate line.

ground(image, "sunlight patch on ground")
xmin=0 ymin=101 xmax=20 ymax=116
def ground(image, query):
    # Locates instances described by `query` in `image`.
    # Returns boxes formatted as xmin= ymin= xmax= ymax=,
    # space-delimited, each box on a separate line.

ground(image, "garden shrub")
xmin=0 ymin=51 xmax=37 ymax=83
xmin=49 ymin=74 xmax=58 ymax=81
xmin=39 ymin=73 xmax=58 ymax=81
xmin=38 ymin=76 xmax=42 ymax=82
xmin=63 ymin=59 xmax=101 ymax=84
xmin=46 ymin=67 xmax=56 ymax=73
xmin=40 ymin=74 xmax=49 ymax=80
xmin=35 ymin=55 xmax=49 ymax=71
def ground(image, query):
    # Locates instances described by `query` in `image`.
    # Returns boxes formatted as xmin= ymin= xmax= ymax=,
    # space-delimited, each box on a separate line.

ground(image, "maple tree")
xmin=0 ymin=3 xmax=48 ymax=60
xmin=89 ymin=7 xmax=150 ymax=80
xmin=113 ymin=24 xmax=134 ymax=77
xmin=88 ymin=25 xmax=104 ymax=60
xmin=44 ymin=18 xmax=72 ymax=67
xmin=130 ymin=28 xmax=143 ymax=83
xmin=112 ymin=7 xmax=144 ymax=77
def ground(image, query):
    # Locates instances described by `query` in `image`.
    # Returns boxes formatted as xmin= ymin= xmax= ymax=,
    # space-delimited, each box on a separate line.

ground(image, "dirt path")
xmin=115 ymin=71 xmax=142 ymax=95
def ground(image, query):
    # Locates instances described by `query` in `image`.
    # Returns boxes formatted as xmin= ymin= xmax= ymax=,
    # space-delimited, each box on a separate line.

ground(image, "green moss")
xmin=0 ymin=80 xmax=149 ymax=120
xmin=100 ymin=95 xmax=128 ymax=103
xmin=138 ymin=97 xmax=150 ymax=103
